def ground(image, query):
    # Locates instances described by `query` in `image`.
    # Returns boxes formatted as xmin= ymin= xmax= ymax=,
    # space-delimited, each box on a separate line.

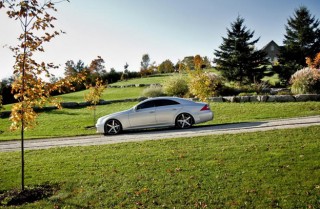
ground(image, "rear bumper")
xmin=197 ymin=111 xmax=213 ymax=123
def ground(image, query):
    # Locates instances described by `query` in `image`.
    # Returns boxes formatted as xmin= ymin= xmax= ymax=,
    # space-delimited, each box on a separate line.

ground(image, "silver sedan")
xmin=96 ymin=97 xmax=213 ymax=135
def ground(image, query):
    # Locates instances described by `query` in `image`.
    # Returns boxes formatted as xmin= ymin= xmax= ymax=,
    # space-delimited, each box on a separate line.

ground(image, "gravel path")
xmin=1 ymin=116 xmax=319 ymax=152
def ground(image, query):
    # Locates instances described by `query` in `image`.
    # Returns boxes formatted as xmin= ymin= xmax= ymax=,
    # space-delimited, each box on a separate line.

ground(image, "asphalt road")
xmin=1 ymin=116 xmax=320 ymax=152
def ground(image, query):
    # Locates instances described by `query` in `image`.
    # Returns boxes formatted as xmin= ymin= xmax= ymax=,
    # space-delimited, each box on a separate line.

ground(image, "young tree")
xmin=214 ymin=16 xmax=268 ymax=84
xmin=84 ymin=78 xmax=107 ymax=126
xmin=278 ymin=6 xmax=320 ymax=82
xmin=0 ymin=0 xmax=80 ymax=190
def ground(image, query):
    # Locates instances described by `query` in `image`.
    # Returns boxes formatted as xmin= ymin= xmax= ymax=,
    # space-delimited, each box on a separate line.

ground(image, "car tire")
xmin=175 ymin=113 xmax=194 ymax=129
xmin=104 ymin=119 xmax=122 ymax=135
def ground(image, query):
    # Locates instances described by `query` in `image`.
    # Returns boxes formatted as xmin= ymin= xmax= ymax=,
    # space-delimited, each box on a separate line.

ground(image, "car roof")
xmin=143 ymin=97 xmax=195 ymax=104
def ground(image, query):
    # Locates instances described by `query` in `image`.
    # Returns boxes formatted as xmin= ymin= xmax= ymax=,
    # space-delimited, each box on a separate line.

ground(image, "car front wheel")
xmin=104 ymin=119 xmax=122 ymax=135
xmin=175 ymin=113 xmax=193 ymax=129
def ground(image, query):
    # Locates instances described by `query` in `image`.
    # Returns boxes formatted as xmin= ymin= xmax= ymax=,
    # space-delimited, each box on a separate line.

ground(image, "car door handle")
xmin=172 ymin=109 xmax=177 ymax=111
xmin=149 ymin=111 xmax=155 ymax=113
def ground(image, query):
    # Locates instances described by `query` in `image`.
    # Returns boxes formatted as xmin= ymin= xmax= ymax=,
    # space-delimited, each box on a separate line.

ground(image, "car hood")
xmin=97 ymin=109 xmax=131 ymax=123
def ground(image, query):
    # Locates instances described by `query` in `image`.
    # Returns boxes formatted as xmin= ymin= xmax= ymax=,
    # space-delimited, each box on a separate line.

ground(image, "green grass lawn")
xmin=1 ymin=126 xmax=319 ymax=208
xmin=1 ymin=104 xmax=12 ymax=111
xmin=0 ymin=102 xmax=319 ymax=141
xmin=58 ymin=87 xmax=145 ymax=102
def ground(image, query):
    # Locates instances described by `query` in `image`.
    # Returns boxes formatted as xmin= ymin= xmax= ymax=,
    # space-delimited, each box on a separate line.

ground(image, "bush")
xmin=290 ymin=67 xmax=320 ymax=94
xmin=163 ymin=75 xmax=189 ymax=97
xmin=218 ymin=85 xmax=240 ymax=96
xmin=142 ymin=85 xmax=165 ymax=97
xmin=189 ymin=72 xmax=223 ymax=101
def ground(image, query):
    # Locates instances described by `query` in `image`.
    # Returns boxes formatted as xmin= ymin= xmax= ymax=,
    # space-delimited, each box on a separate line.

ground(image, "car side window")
xmin=137 ymin=101 xmax=155 ymax=110
xmin=155 ymin=99 xmax=180 ymax=107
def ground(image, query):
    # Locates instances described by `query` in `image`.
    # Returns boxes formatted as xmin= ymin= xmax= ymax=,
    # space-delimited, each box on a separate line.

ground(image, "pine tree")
xmin=214 ymin=16 xmax=268 ymax=84
xmin=278 ymin=6 xmax=320 ymax=82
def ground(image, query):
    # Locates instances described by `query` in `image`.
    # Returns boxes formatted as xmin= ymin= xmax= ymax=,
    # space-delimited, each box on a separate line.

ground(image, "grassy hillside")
xmin=54 ymin=73 xmax=178 ymax=102
xmin=1 ymin=126 xmax=319 ymax=208
xmin=110 ymin=73 xmax=174 ymax=86
xmin=1 ymin=71 xmax=277 ymax=107
xmin=58 ymin=87 xmax=145 ymax=102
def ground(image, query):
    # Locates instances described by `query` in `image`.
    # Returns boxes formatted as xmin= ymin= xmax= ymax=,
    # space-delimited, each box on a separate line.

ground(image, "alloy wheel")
xmin=176 ymin=113 xmax=193 ymax=129
xmin=105 ymin=119 xmax=121 ymax=135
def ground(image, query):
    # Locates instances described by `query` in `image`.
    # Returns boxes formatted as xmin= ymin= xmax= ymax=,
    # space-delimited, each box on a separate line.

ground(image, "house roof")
xmin=262 ymin=40 xmax=279 ymax=51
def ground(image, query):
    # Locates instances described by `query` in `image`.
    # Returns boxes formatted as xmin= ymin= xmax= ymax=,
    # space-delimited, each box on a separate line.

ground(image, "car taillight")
xmin=200 ymin=104 xmax=210 ymax=111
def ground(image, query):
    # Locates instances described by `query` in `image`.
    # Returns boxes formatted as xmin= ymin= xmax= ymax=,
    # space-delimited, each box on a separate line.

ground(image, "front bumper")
xmin=96 ymin=123 xmax=105 ymax=133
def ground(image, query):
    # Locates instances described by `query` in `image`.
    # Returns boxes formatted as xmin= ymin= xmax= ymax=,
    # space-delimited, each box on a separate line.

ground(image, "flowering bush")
xmin=290 ymin=67 xmax=320 ymax=94
xmin=163 ymin=75 xmax=189 ymax=97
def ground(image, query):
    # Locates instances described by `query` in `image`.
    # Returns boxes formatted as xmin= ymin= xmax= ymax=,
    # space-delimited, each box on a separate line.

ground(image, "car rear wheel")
xmin=175 ymin=113 xmax=193 ymax=129
xmin=104 ymin=119 xmax=122 ymax=135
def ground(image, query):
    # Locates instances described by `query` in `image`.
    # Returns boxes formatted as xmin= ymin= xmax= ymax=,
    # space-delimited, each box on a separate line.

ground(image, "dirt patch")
xmin=0 ymin=183 xmax=58 ymax=206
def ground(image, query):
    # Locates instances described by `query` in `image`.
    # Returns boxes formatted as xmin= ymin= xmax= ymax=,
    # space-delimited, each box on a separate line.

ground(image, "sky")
xmin=0 ymin=0 xmax=320 ymax=80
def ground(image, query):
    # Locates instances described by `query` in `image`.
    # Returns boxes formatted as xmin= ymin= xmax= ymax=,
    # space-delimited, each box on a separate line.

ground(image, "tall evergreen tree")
xmin=214 ymin=16 xmax=268 ymax=84
xmin=278 ymin=6 xmax=320 ymax=83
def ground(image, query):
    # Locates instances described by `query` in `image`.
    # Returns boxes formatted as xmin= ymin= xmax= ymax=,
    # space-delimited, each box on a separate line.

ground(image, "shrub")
xmin=238 ymin=92 xmax=257 ymax=96
xmin=142 ymin=85 xmax=165 ymax=97
xmin=163 ymin=75 xmax=189 ymax=97
xmin=290 ymin=67 xmax=320 ymax=94
xmin=218 ymin=85 xmax=240 ymax=96
xmin=189 ymin=72 xmax=223 ymax=101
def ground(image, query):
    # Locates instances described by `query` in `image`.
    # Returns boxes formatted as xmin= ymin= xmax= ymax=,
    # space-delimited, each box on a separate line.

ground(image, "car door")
xmin=128 ymin=100 xmax=156 ymax=128
xmin=155 ymin=99 xmax=182 ymax=125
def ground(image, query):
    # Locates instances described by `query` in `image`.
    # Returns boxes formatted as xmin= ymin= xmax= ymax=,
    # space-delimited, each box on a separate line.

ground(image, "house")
xmin=262 ymin=40 xmax=280 ymax=64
